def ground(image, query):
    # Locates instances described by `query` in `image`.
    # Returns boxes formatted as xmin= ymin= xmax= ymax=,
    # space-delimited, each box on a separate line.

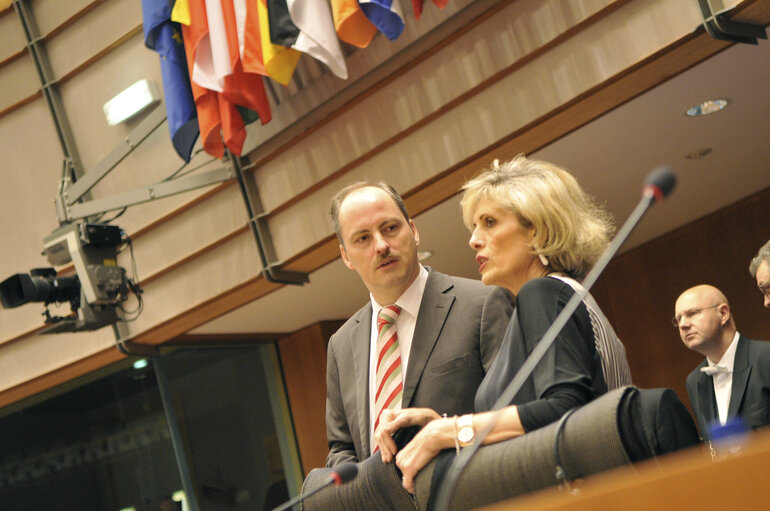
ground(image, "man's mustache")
xmin=376 ymin=253 xmax=400 ymax=266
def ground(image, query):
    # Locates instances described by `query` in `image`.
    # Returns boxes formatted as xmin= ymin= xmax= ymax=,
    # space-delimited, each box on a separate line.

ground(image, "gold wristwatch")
xmin=456 ymin=414 xmax=475 ymax=447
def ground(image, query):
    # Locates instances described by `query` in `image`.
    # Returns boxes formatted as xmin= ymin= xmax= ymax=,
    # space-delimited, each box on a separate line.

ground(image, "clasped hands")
xmin=373 ymin=408 xmax=454 ymax=493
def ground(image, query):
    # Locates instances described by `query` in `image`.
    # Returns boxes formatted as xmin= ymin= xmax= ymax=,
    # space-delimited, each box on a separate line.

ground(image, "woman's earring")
xmin=538 ymin=253 xmax=549 ymax=266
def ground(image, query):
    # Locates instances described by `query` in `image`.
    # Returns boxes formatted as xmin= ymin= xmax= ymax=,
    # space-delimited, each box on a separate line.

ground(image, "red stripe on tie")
xmin=381 ymin=382 xmax=403 ymax=412
xmin=382 ymin=305 xmax=400 ymax=319
xmin=376 ymin=333 xmax=398 ymax=369
xmin=373 ymin=381 xmax=403 ymax=433
xmin=375 ymin=356 xmax=401 ymax=402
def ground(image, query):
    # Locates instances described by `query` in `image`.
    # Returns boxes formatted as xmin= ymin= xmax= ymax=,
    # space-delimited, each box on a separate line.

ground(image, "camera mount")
xmin=0 ymin=222 xmax=136 ymax=333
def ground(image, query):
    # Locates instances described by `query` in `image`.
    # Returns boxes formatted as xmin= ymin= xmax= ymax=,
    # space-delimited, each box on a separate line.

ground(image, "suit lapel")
xmin=696 ymin=363 xmax=718 ymax=426
xmin=350 ymin=305 xmax=373 ymax=457
xmin=402 ymin=270 xmax=454 ymax=407
xmin=728 ymin=335 xmax=751 ymax=418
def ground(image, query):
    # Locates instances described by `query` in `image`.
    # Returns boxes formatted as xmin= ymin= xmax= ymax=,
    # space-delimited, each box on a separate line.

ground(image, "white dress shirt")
xmin=704 ymin=331 xmax=740 ymax=425
xmin=368 ymin=265 xmax=429 ymax=452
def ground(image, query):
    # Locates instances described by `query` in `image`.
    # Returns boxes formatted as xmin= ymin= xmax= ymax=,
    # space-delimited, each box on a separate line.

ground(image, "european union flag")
xmin=142 ymin=0 xmax=199 ymax=161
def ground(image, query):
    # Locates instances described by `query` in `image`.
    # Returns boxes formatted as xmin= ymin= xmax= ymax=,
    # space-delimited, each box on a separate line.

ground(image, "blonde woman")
xmin=375 ymin=155 xmax=632 ymax=493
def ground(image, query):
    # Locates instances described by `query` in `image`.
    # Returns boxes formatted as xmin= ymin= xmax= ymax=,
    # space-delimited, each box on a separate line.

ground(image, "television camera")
xmin=0 ymin=222 xmax=140 ymax=333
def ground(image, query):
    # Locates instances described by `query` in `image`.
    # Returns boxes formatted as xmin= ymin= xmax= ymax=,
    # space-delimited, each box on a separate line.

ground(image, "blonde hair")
xmin=460 ymin=155 xmax=614 ymax=280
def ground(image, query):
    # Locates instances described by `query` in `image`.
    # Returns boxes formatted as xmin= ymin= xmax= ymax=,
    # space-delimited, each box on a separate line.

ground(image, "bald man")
xmin=674 ymin=285 xmax=770 ymax=440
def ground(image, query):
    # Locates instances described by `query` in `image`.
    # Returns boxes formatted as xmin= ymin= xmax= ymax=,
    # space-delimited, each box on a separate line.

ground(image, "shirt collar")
xmin=707 ymin=331 xmax=740 ymax=372
xmin=370 ymin=264 xmax=428 ymax=319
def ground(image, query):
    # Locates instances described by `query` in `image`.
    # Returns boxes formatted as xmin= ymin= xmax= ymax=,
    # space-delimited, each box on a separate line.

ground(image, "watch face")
xmin=458 ymin=426 xmax=474 ymax=444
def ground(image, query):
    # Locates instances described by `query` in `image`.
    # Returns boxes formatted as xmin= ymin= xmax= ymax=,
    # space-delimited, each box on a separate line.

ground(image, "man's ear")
xmin=410 ymin=219 xmax=420 ymax=247
xmin=718 ymin=303 xmax=731 ymax=326
xmin=340 ymin=244 xmax=354 ymax=270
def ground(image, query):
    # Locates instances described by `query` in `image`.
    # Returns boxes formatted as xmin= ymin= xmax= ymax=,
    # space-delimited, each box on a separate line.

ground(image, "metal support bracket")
xmin=14 ymin=0 xmax=89 ymax=215
xmin=64 ymin=106 xmax=168 ymax=208
xmin=696 ymin=0 xmax=768 ymax=44
xmin=45 ymin=101 xmax=234 ymax=222
xmin=66 ymin=164 xmax=235 ymax=221
xmin=229 ymin=152 xmax=309 ymax=286
xmin=115 ymin=339 xmax=159 ymax=358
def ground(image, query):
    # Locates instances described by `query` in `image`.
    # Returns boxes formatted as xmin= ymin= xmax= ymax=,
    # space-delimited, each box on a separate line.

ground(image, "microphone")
xmin=271 ymin=463 xmax=358 ymax=511
xmin=431 ymin=166 xmax=676 ymax=510
xmin=643 ymin=166 xmax=677 ymax=203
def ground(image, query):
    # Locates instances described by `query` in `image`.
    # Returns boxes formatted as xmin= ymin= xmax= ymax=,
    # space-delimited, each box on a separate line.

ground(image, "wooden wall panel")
xmin=263 ymin=0 xmax=709 ymax=263
xmin=0 ymin=55 xmax=39 ymax=112
xmin=0 ymin=328 xmax=115 ymax=402
xmin=277 ymin=320 xmax=344 ymax=475
xmin=0 ymin=100 xmax=68 ymax=340
xmin=45 ymin=0 xmax=140 ymax=80
xmin=0 ymin=10 xmax=25 ymax=62
xmin=253 ymin=0 xmax=618 ymax=213
xmin=593 ymin=186 xmax=770 ymax=415
xmin=32 ymin=0 xmax=95 ymax=36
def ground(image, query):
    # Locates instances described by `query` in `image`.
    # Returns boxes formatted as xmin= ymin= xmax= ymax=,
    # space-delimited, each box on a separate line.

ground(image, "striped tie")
xmin=373 ymin=305 xmax=403 ymax=448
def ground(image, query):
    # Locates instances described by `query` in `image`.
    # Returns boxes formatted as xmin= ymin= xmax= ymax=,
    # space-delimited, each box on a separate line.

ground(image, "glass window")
xmin=0 ymin=343 xmax=300 ymax=511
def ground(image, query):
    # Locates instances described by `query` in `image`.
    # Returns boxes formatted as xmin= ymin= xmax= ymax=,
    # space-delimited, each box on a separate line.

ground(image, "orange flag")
xmin=177 ymin=0 xmax=272 ymax=157
xmin=331 ymin=0 xmax=377 ymax=48
xmin=242 ymin=0 xmax=267 ymax=76
xmin=218 ymin=93 xmax=246 ymax=154
xmin=178 ymin=0 xmax=225 ymax=157
xmin=181 ymin=0 xmax=249 ymax=156
xmin=221 ymin=0 xmax=272 ymax=125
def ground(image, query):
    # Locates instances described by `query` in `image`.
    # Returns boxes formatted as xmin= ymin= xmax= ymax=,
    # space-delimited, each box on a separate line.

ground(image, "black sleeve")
xmin=513 ymin=279 xmax=597 ymax=432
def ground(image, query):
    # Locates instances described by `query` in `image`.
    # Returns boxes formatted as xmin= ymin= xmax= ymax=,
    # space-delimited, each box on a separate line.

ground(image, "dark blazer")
xmin=324 ymin=268 xmax=513 ymax=467
xmin=686 ymin=335 xmax=770 ymax=440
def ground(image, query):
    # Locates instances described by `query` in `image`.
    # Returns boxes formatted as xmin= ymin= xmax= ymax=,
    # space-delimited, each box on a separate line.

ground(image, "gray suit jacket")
xmin=686 ymin=335 xmax=770 ymax=440
xmin=325 ymin=268 xmax=513 ymax=467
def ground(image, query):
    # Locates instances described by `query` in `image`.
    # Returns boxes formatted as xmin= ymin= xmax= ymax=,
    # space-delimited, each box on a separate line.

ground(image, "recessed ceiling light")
xmin=417 ymin=250 xmax=433 ymax=262
xmin=685 ymin=98 xmax=730 ymax=117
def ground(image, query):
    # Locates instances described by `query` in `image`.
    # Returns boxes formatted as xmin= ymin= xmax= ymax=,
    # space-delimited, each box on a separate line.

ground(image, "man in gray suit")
xmin=674 ymin=284 xmax=770 ymax=440
xmin=325 ymin=182 xmax=512 ymax=466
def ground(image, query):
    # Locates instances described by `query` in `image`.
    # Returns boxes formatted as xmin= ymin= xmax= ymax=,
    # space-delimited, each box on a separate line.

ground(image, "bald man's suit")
xmin=325 ymin=268 xmax=513 ymax=467
xmin=686 ymin=335 xmax=770 ymax=440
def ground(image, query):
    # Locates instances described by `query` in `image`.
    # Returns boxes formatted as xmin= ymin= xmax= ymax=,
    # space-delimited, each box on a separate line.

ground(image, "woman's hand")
xmin=395 ymin=417 xmax=454 ymax=493
xmin=393 ymin=407 xmax=525 ymax=492
xmin=374 ymin=408 xmax=442 ymax=463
